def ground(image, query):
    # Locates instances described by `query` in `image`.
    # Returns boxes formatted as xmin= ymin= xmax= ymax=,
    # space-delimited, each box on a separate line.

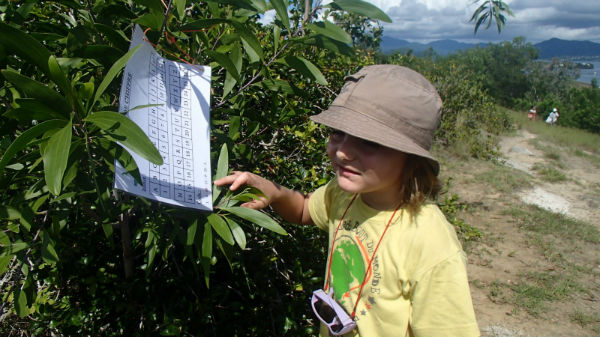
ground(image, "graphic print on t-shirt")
xmin=330 ymin=220 xmax=378 ymax=316
xmin=331 ymin=234 xmax=366 ymax=300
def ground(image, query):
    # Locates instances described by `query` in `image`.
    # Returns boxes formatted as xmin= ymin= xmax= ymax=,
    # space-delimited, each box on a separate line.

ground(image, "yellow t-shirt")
xmin=308 ymin=179 xmax=480 ymax=337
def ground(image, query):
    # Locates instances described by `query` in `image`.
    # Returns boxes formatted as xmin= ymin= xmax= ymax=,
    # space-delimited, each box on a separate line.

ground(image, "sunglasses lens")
xmin=331 ymin=323 xmax=344 ymax=333
xmin=314 ymin=299 xmax=336 ymax=323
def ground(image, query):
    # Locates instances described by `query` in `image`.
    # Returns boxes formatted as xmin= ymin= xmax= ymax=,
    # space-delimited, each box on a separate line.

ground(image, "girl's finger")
xmin=214 ymin=171 xmax=243 ymax=187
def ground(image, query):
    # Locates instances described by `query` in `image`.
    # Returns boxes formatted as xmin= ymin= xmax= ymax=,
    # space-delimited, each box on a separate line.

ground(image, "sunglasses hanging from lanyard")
xmin=311 ymin=194 xmax=402 ymax=335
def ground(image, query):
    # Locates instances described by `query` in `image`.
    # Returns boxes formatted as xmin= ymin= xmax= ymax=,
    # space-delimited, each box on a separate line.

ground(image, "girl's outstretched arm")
xmin=214 ymin=171 xmax=313 ymax=226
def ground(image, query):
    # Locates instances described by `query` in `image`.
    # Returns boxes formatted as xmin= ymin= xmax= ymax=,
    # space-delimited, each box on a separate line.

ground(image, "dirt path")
xmin=501 ymin=129 xmax=600 ymax=227
xmin=438 ymin=128 xmax=600 ymax=337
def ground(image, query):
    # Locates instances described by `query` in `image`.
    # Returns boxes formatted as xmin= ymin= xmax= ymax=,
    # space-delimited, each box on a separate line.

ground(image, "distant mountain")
xmin=381 ymin=36 xmax=600 ymax=59
xmin=427 ymin=40 xmax=486 ymax=55
xmin=380 ymin=36 xmax=482 ymax=55
xmin=533 ymin=38 xmax=600 ymax=59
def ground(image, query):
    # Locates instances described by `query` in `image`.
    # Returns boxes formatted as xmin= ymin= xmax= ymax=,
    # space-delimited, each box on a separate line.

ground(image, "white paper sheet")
xmin=114 ymin=25 xmax=213 ymax=211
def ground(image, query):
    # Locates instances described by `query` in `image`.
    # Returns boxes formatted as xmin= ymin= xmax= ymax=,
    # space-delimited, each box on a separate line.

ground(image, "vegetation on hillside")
xmin=3 ymin=0 xmax=598 ymax=335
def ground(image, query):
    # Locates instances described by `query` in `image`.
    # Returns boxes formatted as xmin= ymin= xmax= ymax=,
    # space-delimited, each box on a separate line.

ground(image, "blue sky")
xmin=361 ymin=0 xmax=600 ymax=44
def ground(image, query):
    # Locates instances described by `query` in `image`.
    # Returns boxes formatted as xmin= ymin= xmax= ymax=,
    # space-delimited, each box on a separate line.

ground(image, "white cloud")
xmin=258 ymin=9 xmax=276 ymax=26
xmin=359 ymin=0 xmax=600 ymax=43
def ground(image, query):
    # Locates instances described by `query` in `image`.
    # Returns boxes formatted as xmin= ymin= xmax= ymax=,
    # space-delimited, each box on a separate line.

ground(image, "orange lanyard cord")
xmin=350 ymin=204 xmax=401 ymax=318
xmin=322 ymin=193 xmax=402 ymax=319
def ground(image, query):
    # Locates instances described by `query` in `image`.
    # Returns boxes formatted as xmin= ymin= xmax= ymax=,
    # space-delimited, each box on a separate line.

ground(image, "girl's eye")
xmin=329 ymin=129 xmax=346 ymax=141
xmin=360 ymin=139 xmax=382 ymax=149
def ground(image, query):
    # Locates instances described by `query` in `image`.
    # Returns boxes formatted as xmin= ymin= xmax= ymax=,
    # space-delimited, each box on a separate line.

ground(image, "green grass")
xmin=506 ymin=205 xmax=600 ymax=244
xmin=531 ymin=163 xmax=567 ymax=182
xmin=474 ymin=163 xmax=533 ymax=193
xmin=528 ymin=138 xmax=567 ymax=168
xmin=498 ymin=204 xmax=600 ymax=323
xmin=574 ymin=148 xmax=600 ymax=169
xmin=510 ymin=110 xmax=600 ymax=155
xmin=570 ymin=310 xmax=600 ymax=331
xmin=510 ymin=271 xmax=581 ymax=317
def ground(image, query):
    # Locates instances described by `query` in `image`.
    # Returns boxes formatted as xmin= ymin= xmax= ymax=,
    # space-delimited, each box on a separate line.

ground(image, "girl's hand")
xmin=214 ymin=171 xmax=273 ymax=210
xmin=214 ymin=171 xmax=313 ymax=225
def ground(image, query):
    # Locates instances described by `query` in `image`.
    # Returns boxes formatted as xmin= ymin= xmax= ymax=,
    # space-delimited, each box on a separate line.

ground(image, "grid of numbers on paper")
xmin=148 ymin=54 xmax=171 ymax=199
xmin=168 ymin=64 xmax=196 ymax=205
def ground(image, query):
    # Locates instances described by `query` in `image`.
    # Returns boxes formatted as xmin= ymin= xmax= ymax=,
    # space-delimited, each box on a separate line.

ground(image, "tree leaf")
xmin=85 ymin=110 xmax=163 ymax=165
xmin=147 ymin=245 xmax=157 ymax=269
xmin=48 ymin=55 xmax=72 ymax=102
xmin=221 ymin=206 xmax=287 ymax=235
xmin=283 ymin=56 xmax=327 ymax=85
xmin=230 ymin=21 xmax=264 ymax=60
xmin=256 ymin=79 xmax=294 ymax=94
xmin=300 ymin=35 xmax=355 ymax=55
xmin=175 ymin=0 xmax=186 ymax=18
xmin=202 ymin=222 xmax=213 ymax=259
xmin=8 ymin=240 xmax=29 ymax=254
xmin=215 ymin=143 xmax=229 ymax=181
xmin=94 ymin=23 xmax=130 ymax=52
xmin=133 ymin=12 xmax=163 ymax=31
xmin=306 ymin=21 xmax=352 ymax=44
xmin=1 ymin=70 xmax=71 ymax=116
xmin=224 ymin=217 xmax=246 ymax=249
xmin=201 ymin=221 xmax=213 ymax=287
xmin=0 ymin=255 xmax=13 ymax=276
xmin=248 ymin=0 xmax=267 ymax=12
xmin=329 ymin=0 xmax=392 ymax=23
xmin=14 ymin=288 xmax=29 ymax=318
xmin=111 ymin=141 xmax=143 ymax=185
xmin=180 ymin=18 xmax=229 ymax=31
xmin=83 ymin=45 xmax=124 ymax=70
xmin=0 ymin=230 xmax=10 ymax=246
xmin=270 ymin=0 xmax=290 ymax=30
xmin=240 ymin=37 xmax=261 ymax=64
xmin=207 ymin=214 xmax=234 ymax=245
xmin=0 ymin=206 xmax=32 ymax=233
xmin=0 ymin=22 xmax=51 ymax=75
xmin=206 ymin=50 xmax=241 ymax=82
xmin=43 ymin=120 xmax=72 ymax=196
xmin=41 ymin=231 xmax=59 ymax=265
xmin=7 ymin=98 xmax=66 ymax=121
xmin=273 ymin=25 xmax=281 ymax=50
xmin=212 ymin=143 xmax=229 ymax=204
xmin=92 ymin=45 xmax=141 ymax=111
xmin=223 ymin=44 xmax=243 ymax=98
xmin=215 ymin=238 xmax=234 ymax=270
xmin=187 ymin=219 xmax=198 ymax=246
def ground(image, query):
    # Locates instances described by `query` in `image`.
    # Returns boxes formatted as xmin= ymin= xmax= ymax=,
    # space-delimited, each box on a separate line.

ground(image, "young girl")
xmin=215 ymin=65 xmax=480 ymax=337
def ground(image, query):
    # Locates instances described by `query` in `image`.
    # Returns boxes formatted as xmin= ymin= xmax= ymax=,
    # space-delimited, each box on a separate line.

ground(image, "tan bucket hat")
xmin=310 ymin=64 xmax=442 ymax=174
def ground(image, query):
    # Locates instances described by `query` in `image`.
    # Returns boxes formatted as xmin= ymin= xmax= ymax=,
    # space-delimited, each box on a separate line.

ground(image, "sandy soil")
xmin=438 ymin=128 xmax=600 ymax=337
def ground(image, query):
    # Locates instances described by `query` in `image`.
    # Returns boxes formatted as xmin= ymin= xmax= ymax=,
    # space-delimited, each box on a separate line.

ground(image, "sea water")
xmin=576 ymin=60 xmax=600 ymax=84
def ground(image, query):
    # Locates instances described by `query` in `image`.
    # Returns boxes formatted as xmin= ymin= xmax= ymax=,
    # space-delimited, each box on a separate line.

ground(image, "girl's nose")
xmin=335 ymin=136 xmax=357 ymax=162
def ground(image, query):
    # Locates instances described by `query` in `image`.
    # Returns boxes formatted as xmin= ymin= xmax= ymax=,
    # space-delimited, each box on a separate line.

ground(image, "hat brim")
xmin=311 ymin=106 xmax=440 ymax=174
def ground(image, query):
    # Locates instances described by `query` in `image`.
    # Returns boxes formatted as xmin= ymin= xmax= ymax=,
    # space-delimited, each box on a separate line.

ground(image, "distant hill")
xmin=534 ymin=38 xmax=600 ymax=58
xmin=381 ymin=36 xmax=600 ymax=59
xmin=380 ymin=36 xmax=482 ymax=55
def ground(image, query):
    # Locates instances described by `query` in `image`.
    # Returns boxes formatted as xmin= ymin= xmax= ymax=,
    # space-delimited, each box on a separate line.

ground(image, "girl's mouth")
xmin=338 ymin=165 xmax=360 ymax=177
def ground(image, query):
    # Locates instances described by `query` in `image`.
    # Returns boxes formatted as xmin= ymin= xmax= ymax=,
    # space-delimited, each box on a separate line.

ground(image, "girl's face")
xmin=327 ymin=130 xmax=407 ymax=210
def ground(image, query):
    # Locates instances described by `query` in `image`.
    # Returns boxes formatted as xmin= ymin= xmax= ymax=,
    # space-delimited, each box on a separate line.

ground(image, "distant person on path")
xmin=546 ymin=108 xmax=559 ymax=125
xmin=528 ymin=106 xmax=537 ymax=121
xmin=215 ymin=65 xmax=479 ymax=337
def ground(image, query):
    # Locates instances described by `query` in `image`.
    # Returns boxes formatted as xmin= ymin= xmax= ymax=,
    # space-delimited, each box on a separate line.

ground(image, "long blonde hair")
xmin=399 ymin=155 xmax=441 ymax=214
